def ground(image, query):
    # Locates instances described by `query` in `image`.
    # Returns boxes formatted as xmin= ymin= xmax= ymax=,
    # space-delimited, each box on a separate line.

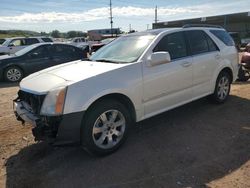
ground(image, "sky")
xmin=0 ymin=0 xmax=249 ymax=32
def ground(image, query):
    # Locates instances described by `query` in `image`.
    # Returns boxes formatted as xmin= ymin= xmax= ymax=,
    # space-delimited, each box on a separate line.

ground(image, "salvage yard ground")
xmin=0 ymin=81 xmax=250 ymax=188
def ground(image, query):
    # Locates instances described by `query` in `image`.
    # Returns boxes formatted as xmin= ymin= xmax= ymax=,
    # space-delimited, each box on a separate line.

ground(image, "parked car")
xmin=0 ymin=37 xmax=53 ymax=55
xmin=14 ymin=26 xmax=238 ymax=156
xmin=90 ymin=38 xmax=116 ymax=54
xmin=0 ymin=38 xmax=6 ymax=45
xmin=0 ymin=43 xmax=85 ymax=82
xmin=67 ymin=37 xmax=88 ymax=47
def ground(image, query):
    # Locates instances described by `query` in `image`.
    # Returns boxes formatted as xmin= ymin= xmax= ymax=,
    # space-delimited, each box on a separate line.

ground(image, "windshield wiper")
xmin=94 ymin=59 xmax=122 ymax=64
xmin=82 ymin=58 xmax=91 ymax=61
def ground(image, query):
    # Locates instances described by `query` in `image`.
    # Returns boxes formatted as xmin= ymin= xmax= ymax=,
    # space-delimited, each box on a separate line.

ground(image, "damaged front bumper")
xmin=13 ymin=98 xmax=84 ymax=145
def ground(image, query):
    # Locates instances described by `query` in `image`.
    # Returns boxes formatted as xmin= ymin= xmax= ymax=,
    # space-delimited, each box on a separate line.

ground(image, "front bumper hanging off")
xmin=13 ymin=99 xmax=60 ymax=142
xmin=13 ymin=98 xmax=84 ymax=145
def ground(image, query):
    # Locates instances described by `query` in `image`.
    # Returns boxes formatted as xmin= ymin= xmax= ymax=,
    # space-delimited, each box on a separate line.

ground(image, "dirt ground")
xmin=0 ymin=80 xmax=250 ymax=188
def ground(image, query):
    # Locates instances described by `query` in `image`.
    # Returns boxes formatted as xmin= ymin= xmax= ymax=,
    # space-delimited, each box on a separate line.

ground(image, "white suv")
xmin=14 ymin=26 xmax=238 ymax=155
xmin=0 ymin=37 xmax=53 ymax=55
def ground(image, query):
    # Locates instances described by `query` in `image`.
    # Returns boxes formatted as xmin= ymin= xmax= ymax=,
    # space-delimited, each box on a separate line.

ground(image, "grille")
xmin=18 ymin=90 xmax=46 ymax=115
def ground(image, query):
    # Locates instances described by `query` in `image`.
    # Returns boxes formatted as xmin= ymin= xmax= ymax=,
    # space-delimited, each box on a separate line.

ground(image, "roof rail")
xmin=182 ymin=24 xmax=223 ymax=29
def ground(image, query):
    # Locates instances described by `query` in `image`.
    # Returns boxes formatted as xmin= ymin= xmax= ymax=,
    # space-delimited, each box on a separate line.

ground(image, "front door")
xmin=24 ymin=45 xmax=51 ymax=74
xmin=142 ymin=31 xmax=193 ymax=118
xmin=8 ymin=39 xmax=26 ymax=54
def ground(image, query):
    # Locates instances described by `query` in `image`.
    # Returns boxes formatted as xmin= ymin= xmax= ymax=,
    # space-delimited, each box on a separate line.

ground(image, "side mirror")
xmin=148 ymin=52 xmax=171 ymax=66
xmin=8 ymin=44 xmax=14 ymax=47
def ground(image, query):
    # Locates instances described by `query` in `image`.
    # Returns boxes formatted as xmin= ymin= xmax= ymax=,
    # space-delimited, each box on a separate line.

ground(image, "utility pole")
xmin=109 ymin=0 xmax=113 ymax=37
xmin=154 ymin=5 xmax=158 ymax=23
xmin=129 ymin=24 xmax=131 ymax=32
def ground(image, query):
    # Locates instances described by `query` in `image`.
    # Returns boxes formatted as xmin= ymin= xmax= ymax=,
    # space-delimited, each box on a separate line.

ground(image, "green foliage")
xmin=50 ymin=30 xmax=61 ymax=38
xmin=0 ymin=30 xmax=40 ymax=38
xmin=0 ymin=29 xmax=87 ymax=39
xmin=66 ymin=31 xmax=87 ymax=38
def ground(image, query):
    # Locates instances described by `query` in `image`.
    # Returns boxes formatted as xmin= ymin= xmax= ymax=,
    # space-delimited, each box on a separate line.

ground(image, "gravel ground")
xmin=0 ymin=81 xmax=250 ymax=188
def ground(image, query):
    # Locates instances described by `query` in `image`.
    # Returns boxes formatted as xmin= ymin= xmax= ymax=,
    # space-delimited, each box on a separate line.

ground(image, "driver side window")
xmin=153 ymin=32 xmax=187 ymax=60
xmin=10 ymin=39 xmax=24 ymax=47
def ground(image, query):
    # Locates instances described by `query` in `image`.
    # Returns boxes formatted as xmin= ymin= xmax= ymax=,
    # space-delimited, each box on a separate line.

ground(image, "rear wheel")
xmin=210 ymin=71 xmax=231 ymax=103
xmin=4 ymin=66 xmax=23 ymax=82
xmin=81 ymin=99 xmax=131 ymax=156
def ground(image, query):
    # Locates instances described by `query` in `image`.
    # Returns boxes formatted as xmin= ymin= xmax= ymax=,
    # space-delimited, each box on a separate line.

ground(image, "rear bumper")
xmin=13 ymin=100 xmax=84 ymax=145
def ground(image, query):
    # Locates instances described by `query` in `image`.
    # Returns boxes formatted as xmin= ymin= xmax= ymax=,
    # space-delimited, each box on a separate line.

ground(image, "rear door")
xmin=50 ymin=44 xmax=82 ymax=65
xmin=185 ymin=30 xmax=220 ymax=97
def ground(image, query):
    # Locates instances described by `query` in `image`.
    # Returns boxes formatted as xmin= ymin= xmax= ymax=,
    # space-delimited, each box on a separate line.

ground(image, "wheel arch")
xmin=3 ymin=64 xmax=25 ymax=81
xmin=85 ymin=93 xmax=137 ymax=124
xmin=4 ymin=64 xmax=25 ymax=76
xmin=218 ymin=67 xmax=233 ymax=83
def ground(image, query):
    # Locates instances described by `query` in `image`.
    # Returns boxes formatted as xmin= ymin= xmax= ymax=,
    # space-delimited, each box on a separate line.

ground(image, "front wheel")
xmin=210 ymin=71 xmax=231 ymax=103
xmin=81 ymin=99 xmax=131 ymax=156
xmin=4 ymin=66 xmax=23 ymax=82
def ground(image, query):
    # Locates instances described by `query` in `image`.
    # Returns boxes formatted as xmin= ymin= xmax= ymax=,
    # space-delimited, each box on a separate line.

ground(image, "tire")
xmin=81 ymin=99 xmax=131 ymax=156
xmin=210 ymin=71 xmax=231 ymax=104
xmin=238 ymin=65 xmax=250 ymax=82
xmin=4 ymin=66 xmax=23 ymax=82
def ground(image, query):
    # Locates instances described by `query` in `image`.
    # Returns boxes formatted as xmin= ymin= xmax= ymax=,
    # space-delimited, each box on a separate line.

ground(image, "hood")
xmin=20 ymin=60 xmax=129 ymax=94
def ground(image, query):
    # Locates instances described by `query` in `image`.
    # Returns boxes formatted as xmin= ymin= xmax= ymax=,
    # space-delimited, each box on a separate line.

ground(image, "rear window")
xmin=52 ymin=44 xmax=79 ymax=57
xmin=186 ymin=30 xmax=209 ymax=55
xmin=210 ymin=30 xmax=235 ymax=46
xmin=25 ymin=38 xmax=40 ymax=45
xmin=186 ymin=30 xmax=219 ymax=55
xmin=42 ymin=38 xmax=53 ymax=42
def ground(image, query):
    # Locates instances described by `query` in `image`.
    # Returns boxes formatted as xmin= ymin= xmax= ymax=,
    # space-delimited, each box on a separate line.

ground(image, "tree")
xmin=51 ymin=30 xmax=61 ymax=38
xmin=66 ymin=31 xmax=87 ymax=38
xmin=40 ymin=31 xmax=48 ymax=36
xmin=67 ymin=31 xmax=77 ymax=38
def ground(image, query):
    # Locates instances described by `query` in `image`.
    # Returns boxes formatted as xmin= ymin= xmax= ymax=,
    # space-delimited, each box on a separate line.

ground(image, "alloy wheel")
xmin=217 ymin=76 xmax=229 ymax=100
xmin=92 ymin=109 xmax=126 ymax=149
xmin=6 ymin=68 xmax=22 ymax=82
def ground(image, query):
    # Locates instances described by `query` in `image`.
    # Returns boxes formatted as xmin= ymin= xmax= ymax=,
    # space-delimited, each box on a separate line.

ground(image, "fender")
xmin=211 ymin=60 xmax=234 ymax=92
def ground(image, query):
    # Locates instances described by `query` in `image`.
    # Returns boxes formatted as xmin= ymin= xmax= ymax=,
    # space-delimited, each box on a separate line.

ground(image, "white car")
xmin=14 ymin=25 xmax=238 ymax=155
xmin=0 ymin=37 xmax=53 ymax=55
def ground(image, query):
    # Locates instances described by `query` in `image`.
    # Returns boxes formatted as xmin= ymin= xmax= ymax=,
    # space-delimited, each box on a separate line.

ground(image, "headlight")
xmin=40 ymin=86 xmax=67 ymax=116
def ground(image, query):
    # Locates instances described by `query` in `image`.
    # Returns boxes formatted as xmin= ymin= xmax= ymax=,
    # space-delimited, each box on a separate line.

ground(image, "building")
xmin=87 ymin=28 xmax=121 ymax=41
xmin=153 ymin=12 xmax=250 ymax=38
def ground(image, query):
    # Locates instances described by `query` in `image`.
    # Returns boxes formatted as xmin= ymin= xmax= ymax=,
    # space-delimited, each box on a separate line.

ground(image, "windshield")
xmin=2 ymin=39 xmax=11 ymax=46
xmin=14 ymin=44 xmax=41 ymax=56
xmin=90 ymin=35 xmax=156 ymax=63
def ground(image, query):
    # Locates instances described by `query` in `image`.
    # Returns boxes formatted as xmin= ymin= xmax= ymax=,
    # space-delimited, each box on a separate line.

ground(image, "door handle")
xmin=181 ymin=62 xmax=192 ymax=67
